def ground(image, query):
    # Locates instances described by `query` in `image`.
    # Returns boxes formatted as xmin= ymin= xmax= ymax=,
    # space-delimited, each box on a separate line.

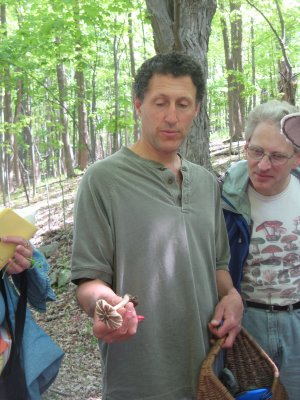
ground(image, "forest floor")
xmin=6 ymin=140 xmax=242 ymax=400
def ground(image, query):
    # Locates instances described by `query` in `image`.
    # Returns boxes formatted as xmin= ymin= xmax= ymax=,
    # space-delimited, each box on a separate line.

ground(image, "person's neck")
xmin=130 ymin=142 xmax=182 ymax=175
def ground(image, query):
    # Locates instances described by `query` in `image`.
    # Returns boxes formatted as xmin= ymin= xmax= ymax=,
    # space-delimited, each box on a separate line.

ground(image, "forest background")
xmin=1 ymin=1 xmax=300 ymax=398
xmin=1 ymin=0 xmax=300 ymax=205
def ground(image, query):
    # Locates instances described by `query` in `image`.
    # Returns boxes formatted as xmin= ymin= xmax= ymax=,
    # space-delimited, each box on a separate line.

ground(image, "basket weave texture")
xmin=197 ymin=327 xmax=288 ymax=400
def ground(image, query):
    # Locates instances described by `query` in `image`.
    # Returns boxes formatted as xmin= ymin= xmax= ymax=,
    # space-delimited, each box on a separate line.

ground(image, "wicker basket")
xmin=197 ymin=327 xmax=288 ymax=399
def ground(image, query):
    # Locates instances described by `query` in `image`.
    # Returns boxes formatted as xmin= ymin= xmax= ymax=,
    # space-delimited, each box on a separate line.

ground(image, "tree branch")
xmin=245 ymin=0 xmax=292 ymax=71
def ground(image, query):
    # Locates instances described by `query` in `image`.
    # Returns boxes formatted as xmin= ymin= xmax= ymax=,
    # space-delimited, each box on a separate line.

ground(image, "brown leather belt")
xmin=245 ymin=300 xmax=300 ymax=312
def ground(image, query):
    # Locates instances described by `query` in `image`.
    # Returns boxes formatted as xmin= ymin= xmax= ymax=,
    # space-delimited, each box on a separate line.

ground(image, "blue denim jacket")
xmin=1 ymin=249 xmax=64 ymax=399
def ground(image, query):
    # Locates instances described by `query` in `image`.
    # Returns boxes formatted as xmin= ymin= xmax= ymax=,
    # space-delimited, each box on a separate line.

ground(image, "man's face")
xmin=245 ymin=121 xmax=300 ymax=196
xmin=134 ymin=74 xmax=199 ymax=158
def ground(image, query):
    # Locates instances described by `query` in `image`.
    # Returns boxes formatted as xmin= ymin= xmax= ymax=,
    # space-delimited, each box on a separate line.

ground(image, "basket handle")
xmin=201 ymin=336 xmax=226 ymax=370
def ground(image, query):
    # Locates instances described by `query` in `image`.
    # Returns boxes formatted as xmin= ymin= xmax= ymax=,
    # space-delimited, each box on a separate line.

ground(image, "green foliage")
xmin=0 ymin=0 xmax=299 ymax=160
xmin=208 ymin=0 xmax=300 ymax=139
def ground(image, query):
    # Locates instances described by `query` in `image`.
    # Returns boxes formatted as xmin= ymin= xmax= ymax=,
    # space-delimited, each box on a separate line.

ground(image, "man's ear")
xmin=243 ymin=142 xmax=249 ymax=158
xmin=134 ymin=98 xmax=142 ymax=116
xmin=293 ymin=151 xmax=300 ymax=168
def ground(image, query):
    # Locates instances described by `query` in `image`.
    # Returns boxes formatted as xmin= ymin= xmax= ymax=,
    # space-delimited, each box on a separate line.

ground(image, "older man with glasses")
xmin=221 ymin=99 xmax=300 ymax=400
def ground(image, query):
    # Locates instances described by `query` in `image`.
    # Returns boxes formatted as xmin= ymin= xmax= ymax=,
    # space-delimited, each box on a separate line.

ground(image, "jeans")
xmin=243 ymin=305 xmax=300 ymax=400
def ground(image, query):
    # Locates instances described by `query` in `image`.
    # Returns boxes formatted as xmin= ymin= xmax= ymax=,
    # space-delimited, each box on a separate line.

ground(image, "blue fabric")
xmin=1 ymin=249 xmax=64 ymax=399
xmin=222 ymin=205 xmax=250 ymax=292
xmin=0 ymin=293 xmax=5 ymax=324
xmin=12 ymin=249 xmax=56 ymax=311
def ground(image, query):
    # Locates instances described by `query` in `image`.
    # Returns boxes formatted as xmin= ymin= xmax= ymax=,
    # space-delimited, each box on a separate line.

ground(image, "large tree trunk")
xmin=220 ymin=0 xmax=245 ymax=142
xmin=145 ymin=0 xmax=217 ymax=169
xmin=56 ymin=62 xmax=75 ymax=177
xmin=75 ymin=69 xmax=89 ymax=170
xmin=90 ymin=60 xmax=97 ymax=162
xmin=112 ymin=31 xmax=120 ymax=154
xmin=23 ymin=94 xmax=37 ymax=197
xmin=250 ymin=18 xmax=256 ymax=111
xmin=0 ymin=87 xmax=5 ymax=203
xmin=73 ymin=0 xmax=89 ymax=170
xmin=13 ymin=77 xmax=23 ymax=188
xmin=1 ymin=3 xmax=13 ymax=199
xmin=128 ymin=12 xmax=139 ymax=143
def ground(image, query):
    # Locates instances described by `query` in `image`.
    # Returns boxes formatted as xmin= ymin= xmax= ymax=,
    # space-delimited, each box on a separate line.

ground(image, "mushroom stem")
xmin=113 ymin=294 xmax=130 ymax=311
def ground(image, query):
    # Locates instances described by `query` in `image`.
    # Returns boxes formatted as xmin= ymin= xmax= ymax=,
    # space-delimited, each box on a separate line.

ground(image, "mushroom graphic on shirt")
xmin=250 ymin=237 xmax=266 ymax=254
xmin=281 ymin=234 xmax=298 ymax=251
xmin=261 ymin=244 xmax=282 ymax=265
xmin=283 ymin=253 xmax=300 ymax=267
xmin=256 ymin=221 xmax=286 ymax=242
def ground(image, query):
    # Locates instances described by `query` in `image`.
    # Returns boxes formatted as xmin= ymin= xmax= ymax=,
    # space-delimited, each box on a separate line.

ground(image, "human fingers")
xmin=15 ymin=242 xmax=33 ymax=260
xmin=208 ymin=302 xmax=226 ymax=336
xmin=208 ymin=318 xmax=225 ymax=339
xmin=117 ymin=303 xmax=139 ymax=335
xmin=13 ymin=248 xmax=33 ymax=268
xmin=94 ymin=303 xmax=142 ymax=344
xmin=5 ymin=256 xmax=30 ymax=275
xmin=0 ymin=236 xmax=31 ymax=248
xmin=103 ymin=304 xmax=138 ymax=342
xmin=220 ymin=325 xmax=241 ymax=349
xmin=5 ymin=244 xmax=33 ymax=275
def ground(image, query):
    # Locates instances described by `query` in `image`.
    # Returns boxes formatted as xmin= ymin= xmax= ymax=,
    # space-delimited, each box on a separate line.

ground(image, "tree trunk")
xmin=23 ymin=94 xmax=36 ymax=197
xmin=220 ymin=0 xmax=245 ymax=142
xmin=0 ymin=88 xmax=6 ymax=204
xmin=145 ymin=0 xmax=217 ymax=169
xmin=12 ymin=77 xmax=23 ymax=187
xmin=90 ymin=60 xmax=97 ymax=162
xmin=73 ymin=0 xmax=89 ymax=170
xmin=75 ymin=69 xmax=89 ymax=169
xmin=128 ymin=12 xmax=139 ymax=142
xmin=250 ymin=18 xmax=256 ymax=111
xmin=1 ymin=3 xmax=13 ymax=199
xmin=112 ymin=31 xmax=120 ymax=154
xmin=56 ymin=62 xmax=75 ymax=177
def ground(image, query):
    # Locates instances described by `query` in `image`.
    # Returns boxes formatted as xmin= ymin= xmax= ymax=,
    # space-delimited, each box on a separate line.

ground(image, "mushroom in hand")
xmin=95 ymin=294 xmax=138 ymax=330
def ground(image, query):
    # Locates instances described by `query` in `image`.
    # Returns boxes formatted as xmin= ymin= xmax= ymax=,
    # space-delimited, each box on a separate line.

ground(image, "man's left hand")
xmin=208 ymin=287 xmax=244 ymax=348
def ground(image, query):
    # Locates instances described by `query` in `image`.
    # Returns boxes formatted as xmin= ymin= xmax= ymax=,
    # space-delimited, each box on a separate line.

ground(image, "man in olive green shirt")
xmin=71 ymin=52 xmax=243 ymax=400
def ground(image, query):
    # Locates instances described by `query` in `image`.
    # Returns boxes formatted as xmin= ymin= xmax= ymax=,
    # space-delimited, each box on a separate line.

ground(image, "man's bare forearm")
xmin=76 ymin=279 xmax=112 ymax=317
xmin=216 ymin=269 xmax=240 ymax=299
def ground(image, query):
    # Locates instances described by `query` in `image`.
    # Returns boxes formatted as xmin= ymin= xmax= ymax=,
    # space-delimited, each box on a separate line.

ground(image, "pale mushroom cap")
xmin=95 ymin=299 xmax=123 ymax=330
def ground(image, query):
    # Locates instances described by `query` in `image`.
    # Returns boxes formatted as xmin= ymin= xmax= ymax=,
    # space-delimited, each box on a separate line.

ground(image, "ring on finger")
xmin=24 ymin=240 xmax=30 ymax=248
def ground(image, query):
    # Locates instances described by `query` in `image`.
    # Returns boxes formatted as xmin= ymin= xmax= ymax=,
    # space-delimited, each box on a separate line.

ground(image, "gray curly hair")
xmin=244 ymin=100 xmax=299 ymax=142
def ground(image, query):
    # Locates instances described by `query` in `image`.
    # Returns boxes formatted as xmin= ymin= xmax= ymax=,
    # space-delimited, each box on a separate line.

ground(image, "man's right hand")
xmin=93 ymin=300 xmax=139 ymax=344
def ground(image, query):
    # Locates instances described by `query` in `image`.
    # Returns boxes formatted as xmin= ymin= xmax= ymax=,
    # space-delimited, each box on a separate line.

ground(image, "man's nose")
xmin=164 ymin=105 xmax=178 ymax=124
xmin=258 ymin=154 xmax=272 ymax=169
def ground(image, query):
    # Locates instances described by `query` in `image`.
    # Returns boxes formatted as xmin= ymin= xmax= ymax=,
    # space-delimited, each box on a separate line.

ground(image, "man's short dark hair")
xmin=133 ymin=52 xmax=205 ymax=104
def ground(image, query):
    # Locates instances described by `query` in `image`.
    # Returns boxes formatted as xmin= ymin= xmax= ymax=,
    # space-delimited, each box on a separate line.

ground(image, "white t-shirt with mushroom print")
xmin=241 ymin=175 xmax=300 ymax=306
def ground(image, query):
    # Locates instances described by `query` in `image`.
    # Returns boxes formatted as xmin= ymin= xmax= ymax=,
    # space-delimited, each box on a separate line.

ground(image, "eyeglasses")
xmin=246 ymin=145 xmax=295 ymax=166
xmin=281 ymin=112 xmax=300 ymax=148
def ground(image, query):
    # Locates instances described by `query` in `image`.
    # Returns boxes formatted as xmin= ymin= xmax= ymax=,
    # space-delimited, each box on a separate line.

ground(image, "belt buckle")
xmin=269 ymin=304 xmax=293 ymax=312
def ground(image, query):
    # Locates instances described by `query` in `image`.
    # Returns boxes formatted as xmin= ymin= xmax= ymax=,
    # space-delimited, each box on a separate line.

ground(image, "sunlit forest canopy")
xmin=0 ymin=0 xmax=299 ymax=202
